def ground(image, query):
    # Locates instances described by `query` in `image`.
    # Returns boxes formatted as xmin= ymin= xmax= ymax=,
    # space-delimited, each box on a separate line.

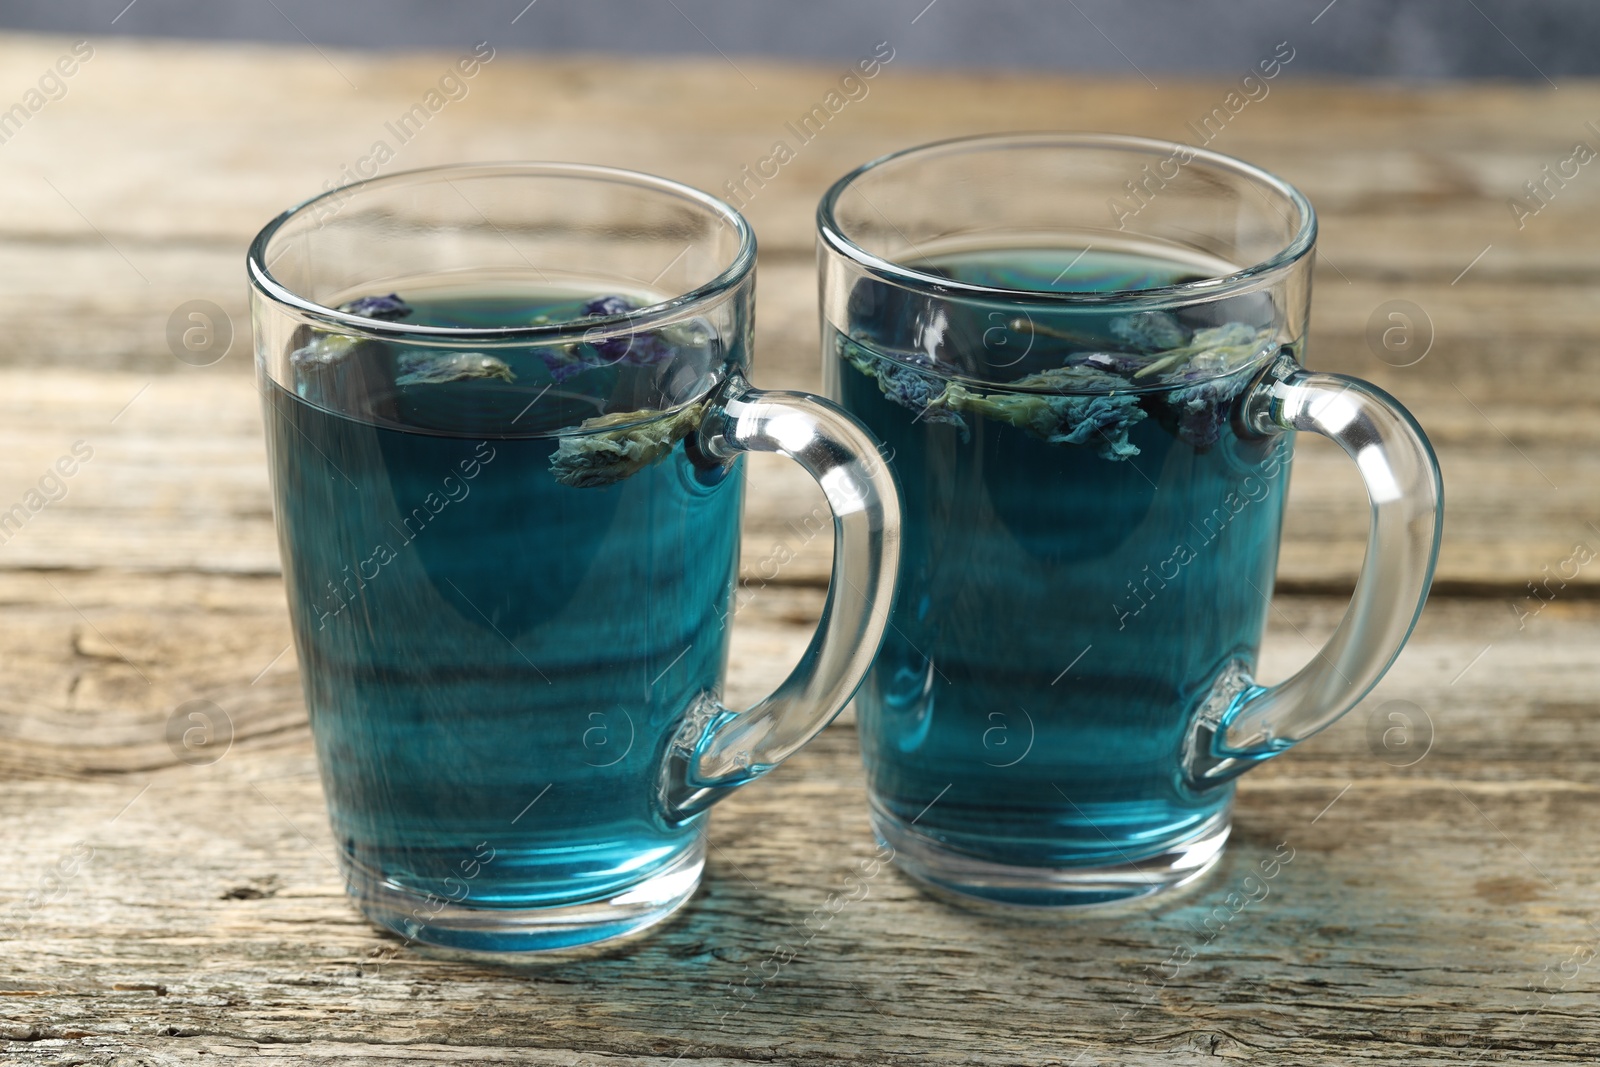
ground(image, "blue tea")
xmin=264 ymin=284 xmax=741 ymax=949
xmin=828 ymin=248 xmax=1293 ymax=904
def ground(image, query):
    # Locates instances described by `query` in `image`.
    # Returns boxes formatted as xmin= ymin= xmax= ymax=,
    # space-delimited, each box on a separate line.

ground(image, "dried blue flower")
xmin=1154 ymin=352 xmax=1262 ymax=449
xmin=290 ymin=293 xmax=413 ymax=368
xmin=534 ymin=295 xmax=682 ymax=382
xmin=289 ymin=293 xmax=523 ymax=391
xmin=929 ymin=366 xmax=1148 ymax=460
xmin=1132 ymin=322 xmax=1272 ymax=380
xmin=596 ymin=330 xmax=676 ymax=367
xmin=536 ymin=347 xmax=595 ymax=384
xmin=839 ymin=336 xmax=968 ymax=434
xmin=842 ymin=336 xmax=1147 ymax=458
xmin=1132 ymin=326 xmax=1274 ymax=449
xmin=339 ymin=293 xmax=413 ymax=321
xmin=549 ymin=402 xmax=706 ymax=488
xmin=1069 ymin=351 xmax=1149 ymax=376
xmin=1110 ymin=311 xmax=1189 ymax=352
xmin=879 ymin=363 xmax=962 ymax=427
xmin=290 ymin=332 xmax=358 ymax=368
xmin=395 ymin=351 xmax=515 ymax=386
xmin=843 ymin=311 xmax=1273 ymax=458
xmin=582 ymin=295 xmax=634 ymax=318
xmin=1011 ymin=363 xmax=1137 ymax=394
xmin=588 ymin=299 xmax=675 ymax=369
xmin=1164 ymin=379 xmax=1232 ymax=449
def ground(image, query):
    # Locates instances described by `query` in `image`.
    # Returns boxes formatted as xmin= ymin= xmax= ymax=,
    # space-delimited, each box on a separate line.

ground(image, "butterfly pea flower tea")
xmin=819 ymin=135 xmax=1443 ymax=907
xmin=249 ymin=164 xmax=900 ymax=951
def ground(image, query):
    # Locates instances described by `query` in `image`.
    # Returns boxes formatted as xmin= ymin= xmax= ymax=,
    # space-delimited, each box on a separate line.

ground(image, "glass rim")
xmin=816 ymin=131 xmax=1318 ymax=307
xmin=246 ymin=161 xmax=757 ymax=345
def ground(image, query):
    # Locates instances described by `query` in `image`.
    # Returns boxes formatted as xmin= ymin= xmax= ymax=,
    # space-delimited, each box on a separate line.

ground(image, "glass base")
xmin=871 ymin=803 xmax=1230 ymax=909
xmin=344 ymin=836 xmax=705 ymax=953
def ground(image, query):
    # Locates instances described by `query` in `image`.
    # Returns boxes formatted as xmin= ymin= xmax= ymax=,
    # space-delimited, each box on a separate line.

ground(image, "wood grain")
xmin=0 ymin=30 xmax=1594 ymax=1067
xmin=0 ymin=24 xmax=1592 ymax=589
xmin=2 ymin=586 xmax=1598 ymax=1064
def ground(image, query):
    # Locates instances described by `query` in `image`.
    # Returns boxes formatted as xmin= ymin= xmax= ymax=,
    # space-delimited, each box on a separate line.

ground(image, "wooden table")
xmin=1 ymin=31 xmax=1596 ymax=1065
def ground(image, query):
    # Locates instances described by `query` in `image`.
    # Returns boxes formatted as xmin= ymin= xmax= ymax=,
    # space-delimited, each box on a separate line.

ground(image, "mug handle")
xmin=659 ymin=372 xmax=901 ymax=822
xmin=1185 ymin=352 xmax=1444 ymax=788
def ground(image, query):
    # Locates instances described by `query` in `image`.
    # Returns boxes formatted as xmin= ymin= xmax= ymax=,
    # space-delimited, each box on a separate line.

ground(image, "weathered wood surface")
xmin=0 ymin=31 xmax=1593 ymax=591
xmin=4 ymin=586 xmax=1599 ymax=1065
xmin=0 ymin=31 xmax=1595 ymax=1066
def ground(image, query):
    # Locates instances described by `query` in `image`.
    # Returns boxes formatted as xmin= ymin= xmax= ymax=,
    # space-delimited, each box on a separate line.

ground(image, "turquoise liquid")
xmin=264 ymin=287 xmax=741 ymax=948
xmin=829 ymin=248 xmax=1292 ymax=885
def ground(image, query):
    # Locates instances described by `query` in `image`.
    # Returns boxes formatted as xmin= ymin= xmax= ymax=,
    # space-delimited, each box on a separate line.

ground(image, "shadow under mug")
xmin=247 ymin=163 xmax=900 ymax=951
xmin=818 ymin=133 xmax=1443 ymax=907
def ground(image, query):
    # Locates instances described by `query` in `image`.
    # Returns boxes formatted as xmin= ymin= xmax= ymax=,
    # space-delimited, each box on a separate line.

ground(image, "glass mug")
xmin=247 ymin=163 xmax=899 ymax=951
xmin=819 ymin=133 xmax=1443 ymax=907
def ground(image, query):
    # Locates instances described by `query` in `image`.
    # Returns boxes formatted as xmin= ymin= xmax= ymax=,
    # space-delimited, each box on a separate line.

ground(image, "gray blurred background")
xmin=0 ymin=0 xmax=1589 ymax=80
